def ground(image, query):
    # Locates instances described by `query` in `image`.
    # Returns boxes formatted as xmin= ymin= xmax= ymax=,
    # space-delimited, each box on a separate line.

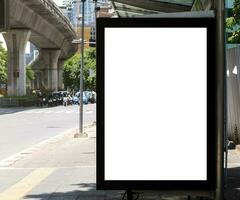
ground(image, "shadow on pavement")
xmin=24 ymin=183 xmax=124 ymax=200
xmin=23 ymin=183 xmax=210 ymax=200
xmin=0 ymin=106 xmax=62 ymax=115
xmin=225 ymin=167 xmax=240 ymax=200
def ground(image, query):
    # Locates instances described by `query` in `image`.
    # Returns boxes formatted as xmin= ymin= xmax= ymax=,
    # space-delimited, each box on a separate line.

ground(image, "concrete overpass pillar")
xmin=41 ymin=49 xmax=61 ymax=91
xmin=58 ymin=59 xmax=65 ymax=90
xmin=3 ymin=29 xmax=31 ymax=96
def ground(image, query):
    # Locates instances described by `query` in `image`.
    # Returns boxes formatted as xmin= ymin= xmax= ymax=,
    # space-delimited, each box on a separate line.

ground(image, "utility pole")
xmin=74 ymin=0 xmax=87 ymax=138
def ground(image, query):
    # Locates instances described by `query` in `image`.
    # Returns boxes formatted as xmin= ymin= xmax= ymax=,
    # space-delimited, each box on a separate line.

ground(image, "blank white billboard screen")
xmin=104 ymin=28 xmax=207 ymax=181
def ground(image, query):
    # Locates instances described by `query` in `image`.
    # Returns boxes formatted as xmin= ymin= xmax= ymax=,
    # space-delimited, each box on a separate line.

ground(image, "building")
xmin=55 ymin=0 xmax=111 ymax=27
xmin=25 ymin=43 xmax=39 ymax=66
xmin=54 ymin=0 xmax=113 ymax=48
xmin=54 ymin=0 xmax=74 ymax=23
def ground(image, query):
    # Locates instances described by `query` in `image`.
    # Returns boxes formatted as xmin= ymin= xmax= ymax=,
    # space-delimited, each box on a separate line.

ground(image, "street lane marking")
xmin=21 ymin=110 xmax=82 ymax=114
xmin=0 ymin=166 xmax=96 ymax=170
xmin=24 ymin=110 xmax=36 ymax=114
xmin=0 ymin=168 xmax=55 ymax=200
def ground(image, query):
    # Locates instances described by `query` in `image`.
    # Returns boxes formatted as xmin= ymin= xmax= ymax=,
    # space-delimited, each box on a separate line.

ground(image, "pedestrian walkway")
xmin=0 ymin=124 xmax=214 ymax=200
xmin=225 ymin=149 xmax=240 ymax=200
xmin=0 ymin=105 xmax=94 ymax=115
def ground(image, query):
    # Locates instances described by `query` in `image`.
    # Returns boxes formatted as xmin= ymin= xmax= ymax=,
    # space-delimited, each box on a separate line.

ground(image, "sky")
xmin=0 ymin=33 xmax=30 ymax=53
xmin=53 ymin=0 xmax=63 ymax=6
xmin=0 ymin=34 xmax=6 ymax=49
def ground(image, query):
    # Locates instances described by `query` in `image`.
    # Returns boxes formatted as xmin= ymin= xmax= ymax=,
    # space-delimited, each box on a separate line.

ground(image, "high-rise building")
xmin=54 ymin=0 xmax=112 ymax=48
xmin=54 ymin=0 xmax=74 ymax=23
xmin=72 ymin=0 xmax=96 ymax=27
xmin=54 ymin=0 xmax=113 ymax=27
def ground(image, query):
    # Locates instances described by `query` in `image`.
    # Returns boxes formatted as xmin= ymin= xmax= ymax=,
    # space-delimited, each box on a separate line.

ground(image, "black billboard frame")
xmin=97 ymin=17 xmax=217 ymax=190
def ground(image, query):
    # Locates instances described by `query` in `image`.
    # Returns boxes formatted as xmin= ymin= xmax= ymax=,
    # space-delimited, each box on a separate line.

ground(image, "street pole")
xmin=75 ymin=0 xmax=87 ymax=138
xmin=214 ymin=0 xmax=225 ymax=199
xmin=94 ymin=0 xmax=97 ymax=22
xmin=93 ymin=0 xmax=99 ymax=45
xmin=80 ymin=0 xmax=85 ymax=135
xmin=94 ymin=0 xmax=100 ymax=19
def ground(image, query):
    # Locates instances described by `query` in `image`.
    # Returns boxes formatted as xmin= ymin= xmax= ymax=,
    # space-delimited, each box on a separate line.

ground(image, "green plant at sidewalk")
xmin=0 ymin=42 xmax=7 ymax=84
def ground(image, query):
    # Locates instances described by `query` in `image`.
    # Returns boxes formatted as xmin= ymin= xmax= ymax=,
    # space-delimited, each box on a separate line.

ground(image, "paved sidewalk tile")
xmin=225 ymin=150 xmax=240 ymax=200
xmin=10 ymin=124 xmax=212 ymax=200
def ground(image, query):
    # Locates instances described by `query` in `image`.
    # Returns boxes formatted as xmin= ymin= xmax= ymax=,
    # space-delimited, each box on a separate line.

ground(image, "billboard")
xmin=97 ymin=18 xmax=216 ymax=190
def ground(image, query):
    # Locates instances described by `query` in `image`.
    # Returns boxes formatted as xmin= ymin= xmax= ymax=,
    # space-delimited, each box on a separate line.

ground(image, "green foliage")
xmin=26 ymin=65 xmax=35 ymax=83
xmin=63 ymin=53 xmax=80 ymax=90
xmin=0 ymin=95 xmax=37 ymax=107
xmin=63 ymin=48 xmax=96 ymax=91
xmin=226 ymin=17 xmax=236 ymax=30
xmin=233 ymin=0 xmax=240 ymax=21
xmin=0 ymin=42 xmax=7 ymax=83
xmin=226 ymin=0 xmax=240 ymax=43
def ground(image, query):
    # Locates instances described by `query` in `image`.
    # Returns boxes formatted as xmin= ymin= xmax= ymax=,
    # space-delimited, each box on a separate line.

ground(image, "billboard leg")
xmin=214 ymin=0 xmax=225 ymax=199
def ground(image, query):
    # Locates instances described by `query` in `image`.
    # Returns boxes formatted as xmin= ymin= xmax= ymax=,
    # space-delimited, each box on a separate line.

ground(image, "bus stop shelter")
xmin=102 ymin=0 xmax=225 ymax=199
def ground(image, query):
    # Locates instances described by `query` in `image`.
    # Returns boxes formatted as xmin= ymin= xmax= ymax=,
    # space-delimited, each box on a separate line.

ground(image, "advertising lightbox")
xmin=97 ymin=18 xmax=216 ymax=190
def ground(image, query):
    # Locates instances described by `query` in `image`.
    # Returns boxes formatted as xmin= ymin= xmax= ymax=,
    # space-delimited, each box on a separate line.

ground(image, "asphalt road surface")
xmin=0 ymin=104 xmax=96 ymax=161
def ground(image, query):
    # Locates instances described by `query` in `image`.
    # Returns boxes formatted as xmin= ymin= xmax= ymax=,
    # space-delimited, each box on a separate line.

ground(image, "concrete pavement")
xmin=224 ymin=149 xmax=240 ymax=200
xmin=2 ymin=104 xmax=238 ymax=199
xmin=0 ymin=123 xmax=208 ymax=200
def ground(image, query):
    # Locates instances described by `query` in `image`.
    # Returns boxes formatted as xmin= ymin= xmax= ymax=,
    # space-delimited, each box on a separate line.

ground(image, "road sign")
xmin=0 ymin=0 xmax=9 ymax=31
xmin=97 ymin=18 xmax=217 ymax=191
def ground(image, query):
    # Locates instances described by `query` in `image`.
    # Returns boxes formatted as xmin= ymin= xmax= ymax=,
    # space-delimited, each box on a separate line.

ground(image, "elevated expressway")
xmin=2 ymin=0 xmax=77 ymax=96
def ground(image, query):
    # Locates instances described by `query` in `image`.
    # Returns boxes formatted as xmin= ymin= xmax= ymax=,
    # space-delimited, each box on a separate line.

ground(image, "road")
xmin=0 ymin=104 xmax=96 ymax=161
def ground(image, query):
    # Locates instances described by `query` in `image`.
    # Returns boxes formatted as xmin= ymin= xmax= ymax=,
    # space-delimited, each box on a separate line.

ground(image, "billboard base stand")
xmin=121 ymin=190 xmax=133 ymax=200
xmin=127 ymin=190 xmax=133 ymax=200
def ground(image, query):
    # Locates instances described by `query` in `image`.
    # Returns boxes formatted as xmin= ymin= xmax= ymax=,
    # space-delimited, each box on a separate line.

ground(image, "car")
xmin=72 ymin=96 xmax=79 ymax=104
xmin=75 ymin=92 xmax=88 ymax=104
xmin=84 ymin=91 xmax=96 ymax=103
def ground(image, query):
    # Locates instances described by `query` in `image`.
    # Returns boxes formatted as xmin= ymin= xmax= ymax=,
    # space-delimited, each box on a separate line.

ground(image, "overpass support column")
xmin=58 ymin=59 xmax=65 ymax=90
xmin=3 ymin=29 xmax=31 ymax=96
xmin=41 ymin=49 xmax=61 ymax=91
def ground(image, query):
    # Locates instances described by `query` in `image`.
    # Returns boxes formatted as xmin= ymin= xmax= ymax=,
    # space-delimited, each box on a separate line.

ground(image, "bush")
xmin=0 ymin=95 xmax=37 ymax=107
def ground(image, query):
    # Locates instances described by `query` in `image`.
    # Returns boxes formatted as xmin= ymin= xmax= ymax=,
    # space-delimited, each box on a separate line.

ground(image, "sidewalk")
xmin=225 ymin=149 xmax=240 ymax=200
xmin=0 ymin=124 xmax=213 ymax=200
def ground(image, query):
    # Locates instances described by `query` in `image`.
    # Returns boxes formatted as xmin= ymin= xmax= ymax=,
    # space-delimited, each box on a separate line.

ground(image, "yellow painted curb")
xmin=0 ymin=168 xmax=55 ymax=200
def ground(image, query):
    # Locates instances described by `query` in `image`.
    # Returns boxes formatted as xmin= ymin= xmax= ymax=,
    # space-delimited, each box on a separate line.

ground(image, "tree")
xmin=226 ymin=0 xmax=240 ymax=43
xmin=63 ymin=48 xmax=96 ymax=91
xmin=84 ymin=48 xmax=96 ymax=91
xmin=0 ymin=42 xmax=7 ymax=83
xmin=26 ymin=65 xmax=35 ymax=84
